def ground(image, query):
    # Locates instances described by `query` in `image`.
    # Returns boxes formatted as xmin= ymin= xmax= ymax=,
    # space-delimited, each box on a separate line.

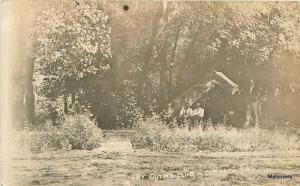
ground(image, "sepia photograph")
xmin=1 ymin=0 xmax=300 ymax=185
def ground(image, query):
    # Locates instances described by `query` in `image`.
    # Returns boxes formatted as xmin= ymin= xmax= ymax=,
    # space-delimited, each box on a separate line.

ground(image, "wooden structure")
xmin=173 ymin=70 xmax=239 ymax=112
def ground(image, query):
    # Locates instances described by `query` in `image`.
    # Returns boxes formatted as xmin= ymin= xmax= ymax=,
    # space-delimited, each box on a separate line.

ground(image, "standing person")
xmin=244 ymin=79 xmax=260 ymax=128
xmin=164 ymin=103 xmax=175 ymax=127
xmin=179 ymin=103 xmax=187 ymax=127
xmin=179 ymin=103 xmax=193 ymax=129
xmin=193 ymin=103 xmax=205 ymax=129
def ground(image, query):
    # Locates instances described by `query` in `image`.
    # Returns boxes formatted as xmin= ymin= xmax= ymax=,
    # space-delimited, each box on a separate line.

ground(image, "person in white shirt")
xmin=179 ymin=103 xmax=193 ymax=129
xmin=193 ymin=103 xmax=205 ymax=129
xmin=164 ymin=103 xmax=175 ymax=127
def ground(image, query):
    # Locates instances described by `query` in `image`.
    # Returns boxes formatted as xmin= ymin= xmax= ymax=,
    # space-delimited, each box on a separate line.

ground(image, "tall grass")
xmin=131 ymin=117 xmax=300 ymax=152
xmin=24 ymin=114 xmax=103 ymax=152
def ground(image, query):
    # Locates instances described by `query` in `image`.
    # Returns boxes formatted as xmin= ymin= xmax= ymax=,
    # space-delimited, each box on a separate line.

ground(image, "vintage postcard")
xmin=0 ymin=0 xmax=300 ymax=185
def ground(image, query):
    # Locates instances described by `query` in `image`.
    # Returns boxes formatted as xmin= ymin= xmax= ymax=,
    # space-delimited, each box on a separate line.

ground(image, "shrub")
xmin=61 ymin=114 xmax=102 ymax=150
xmin=28 ymin=129 xmax=72 ymax=152
xmin=27 ymin=113 xmax=102 ymax=152
xmin=34 ymin=97 xmax=61 ymax=126
xmin=114 ymin=80 xmax=143 ymax=128
xmin=131 ymin=117 xmax=300 ymax=152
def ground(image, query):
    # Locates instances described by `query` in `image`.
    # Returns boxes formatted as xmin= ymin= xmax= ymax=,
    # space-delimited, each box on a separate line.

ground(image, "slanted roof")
xmin=173 ymin=70 xmax=239 ymax=109
xmin=214 ymin=71 xmax=238 ymax=88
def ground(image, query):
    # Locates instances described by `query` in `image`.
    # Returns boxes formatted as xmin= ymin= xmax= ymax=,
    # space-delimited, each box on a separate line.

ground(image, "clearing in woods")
xmin=6 ymin=130 xmax=300 ymax=186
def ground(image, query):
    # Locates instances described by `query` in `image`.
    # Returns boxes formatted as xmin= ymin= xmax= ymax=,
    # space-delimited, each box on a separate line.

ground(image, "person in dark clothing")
xmin=244 ymin=79 xmax=260 ymax=128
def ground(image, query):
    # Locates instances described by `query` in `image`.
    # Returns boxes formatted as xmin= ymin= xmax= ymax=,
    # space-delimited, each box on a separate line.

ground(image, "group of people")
xmin=163 ymin=79 xmax=267 ymax=130
xmin=163 ymin=78 xmax=300 ymax=130
xmin=177 ymin=79 xmax=261 ymax=130
xmin=179 ymin=102 xmax=205 ymax=130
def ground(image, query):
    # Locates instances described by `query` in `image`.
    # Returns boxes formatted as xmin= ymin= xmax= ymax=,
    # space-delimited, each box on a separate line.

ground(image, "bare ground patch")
xmin=6 ymin=148 xmax=300 ymax=186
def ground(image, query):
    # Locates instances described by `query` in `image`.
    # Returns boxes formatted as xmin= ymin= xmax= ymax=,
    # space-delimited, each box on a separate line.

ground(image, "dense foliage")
xmin=13 ymin=1 xmax=300 ymax=129
xmin=27 ymin=114 xmax=102 ymax=152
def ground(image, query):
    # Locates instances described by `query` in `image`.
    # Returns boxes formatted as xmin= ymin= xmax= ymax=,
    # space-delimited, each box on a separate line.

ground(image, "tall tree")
xmin=31 ymin=0 xmax=111 ymax=124
xmin=136 ymin=2 xmax=165 ymax=111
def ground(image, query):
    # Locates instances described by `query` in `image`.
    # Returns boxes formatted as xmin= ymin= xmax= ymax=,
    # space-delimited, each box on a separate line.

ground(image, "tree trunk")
xmin=71 ymin=92 xmax=75 ymax=104
xmin=158 ymin=37 xmax=169 ymax=109
xmin=64 ymin=95 xmax=68 ymax=114
xmin=137 ymin=2 xmax=164 ymax=110
xmin=167 ymin=22 xmax=182 ymax=101
xmin=24 ymin=59 xmax=35 ymax=124
xmin=175 ymin=34 xmax=199 ymax=90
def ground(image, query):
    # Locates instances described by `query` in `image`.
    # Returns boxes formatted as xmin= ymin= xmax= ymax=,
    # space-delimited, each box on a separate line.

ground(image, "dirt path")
xmin=6 ymin=148 xmax=300 ymax=186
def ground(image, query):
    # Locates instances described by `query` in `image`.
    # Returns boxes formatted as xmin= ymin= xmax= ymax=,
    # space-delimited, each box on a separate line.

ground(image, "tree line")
xmin=12 ymin=1 xmax=300 ymax=129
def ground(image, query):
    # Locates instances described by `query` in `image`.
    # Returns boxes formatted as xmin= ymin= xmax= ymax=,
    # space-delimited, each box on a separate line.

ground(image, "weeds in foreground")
xmin=24 ymin=114 xmax=102 ymax=152
xmin=131 ymin=117 xmax=300 ymax=152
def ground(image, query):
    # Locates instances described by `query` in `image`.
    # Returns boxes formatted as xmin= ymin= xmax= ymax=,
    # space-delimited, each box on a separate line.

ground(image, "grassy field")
xmin=6 ymin=148 xmax=300 ymax=186
xmin=4 ymin=127 xmax=300 ymax=186
xmin=132 ymin=119 xmax=300 ymax=152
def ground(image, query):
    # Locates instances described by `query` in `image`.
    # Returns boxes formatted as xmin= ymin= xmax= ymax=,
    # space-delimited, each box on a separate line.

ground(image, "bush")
xmin=61 ymin=114 xmax=102 ymax=150
xmin=114 ymin=80 xmax=143 ymax=128
xmin=131 ymin=117 xmax=300 ymax=152
xmin=34 ymin=97 xmax=61 ymax=126
xmin=28 ymin=129 xmax=72 ymax=152
xmin=27 ymin=114 xmax=102 ymax=152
